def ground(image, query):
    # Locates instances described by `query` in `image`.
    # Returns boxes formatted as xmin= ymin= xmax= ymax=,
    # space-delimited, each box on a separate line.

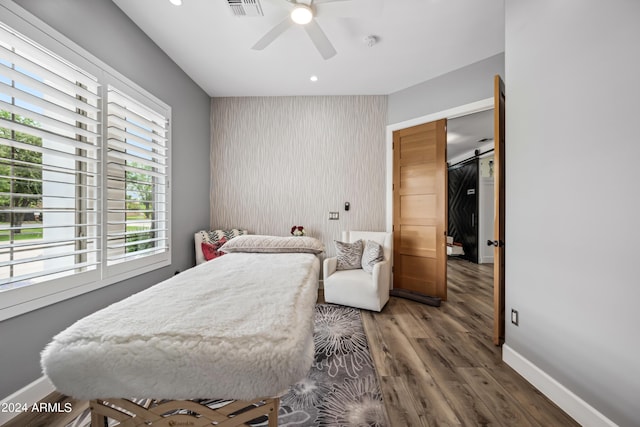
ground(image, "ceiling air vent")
xmin=227 ymin=0 xmax=264 ymax=17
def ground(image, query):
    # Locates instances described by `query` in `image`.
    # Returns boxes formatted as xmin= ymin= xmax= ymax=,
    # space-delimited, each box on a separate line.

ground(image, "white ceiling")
xmin=112 ymin=0 xmax=504 ymax=97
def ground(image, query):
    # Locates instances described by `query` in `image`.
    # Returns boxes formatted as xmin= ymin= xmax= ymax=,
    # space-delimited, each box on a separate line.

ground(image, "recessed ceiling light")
xmin=169 ymin=0 xmax=182 ymax=6
xmin=291 ymin=5 xmax=313 ymax=25
xmin=310 ymin=75 xmax=318 ymax=82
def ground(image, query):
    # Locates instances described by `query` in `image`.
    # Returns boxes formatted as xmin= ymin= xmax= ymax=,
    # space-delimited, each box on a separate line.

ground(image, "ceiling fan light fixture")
xmin=291 ymin=5 xmax=313 ymax=25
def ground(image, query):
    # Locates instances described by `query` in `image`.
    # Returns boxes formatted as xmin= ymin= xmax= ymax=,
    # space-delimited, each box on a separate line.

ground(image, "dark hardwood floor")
xmin=6 ymin=258 xmax=577 ymax=426
xmin=361 ymin=258 xmax=578 ymax=426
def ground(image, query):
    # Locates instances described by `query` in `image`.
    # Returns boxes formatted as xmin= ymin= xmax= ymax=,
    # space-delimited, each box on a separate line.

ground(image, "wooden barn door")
xmin=392 ymin=119 xmax=448 ymax=300
xmin=448 ymin=159 xmax=479 ymax=263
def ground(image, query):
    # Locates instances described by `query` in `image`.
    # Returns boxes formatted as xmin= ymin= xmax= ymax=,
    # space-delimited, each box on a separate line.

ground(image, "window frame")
xmin=0 ymin=1 xmax=172 ymax=321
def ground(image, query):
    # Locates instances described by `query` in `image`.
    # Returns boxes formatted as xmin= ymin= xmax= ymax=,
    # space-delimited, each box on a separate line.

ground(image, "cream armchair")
xmin=323 ymin=231 xmax=392 ymax=312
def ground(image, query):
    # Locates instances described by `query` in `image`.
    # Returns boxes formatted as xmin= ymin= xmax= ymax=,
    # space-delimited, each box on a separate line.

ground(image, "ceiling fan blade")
xmin=303 ymin=19 xmax=337 ymax=59
xmin=252 ymin=16 xmax=294 ymax=50
xmin=314 ymin=0 xmax=383 ymax=19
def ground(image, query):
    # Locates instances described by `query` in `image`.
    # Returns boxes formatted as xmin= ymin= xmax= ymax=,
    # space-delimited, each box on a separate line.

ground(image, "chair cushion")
xmin=335 ymin=239 xmax=363 ymax=270
xmin=361 ymin=240 xmax=384 ymax=273
xmin=324 ymin=268 xmax=387 ymax=312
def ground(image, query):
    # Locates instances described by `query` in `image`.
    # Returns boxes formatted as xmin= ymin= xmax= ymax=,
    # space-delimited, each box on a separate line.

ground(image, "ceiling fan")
xmin=252 ymin=0 xmax=381 ymax=60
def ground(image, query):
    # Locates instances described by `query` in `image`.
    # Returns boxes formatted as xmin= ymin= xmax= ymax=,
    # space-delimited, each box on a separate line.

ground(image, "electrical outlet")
xmin=329 ymin=212 xmax=339 ymax=220
xmin=511 ymin=309 xmax=519 ymax=326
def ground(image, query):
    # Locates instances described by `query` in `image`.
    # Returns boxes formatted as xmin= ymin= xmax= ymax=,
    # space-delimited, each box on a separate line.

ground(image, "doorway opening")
xmin=446 ymin=108 xmax=495 ymax=265
xmin=445 ymin=108 xmax=496 ymax=338
xmin=386 ymin=95 xmax=503 ymax=344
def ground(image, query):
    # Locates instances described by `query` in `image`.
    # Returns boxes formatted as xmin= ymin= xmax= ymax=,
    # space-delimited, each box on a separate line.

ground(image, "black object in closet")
xmin=448 ymin=158 xmax=479 ymax=263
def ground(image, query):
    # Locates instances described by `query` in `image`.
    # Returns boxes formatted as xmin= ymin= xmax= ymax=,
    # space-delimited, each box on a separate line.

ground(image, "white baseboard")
xmin=502 ymin=344 xmax=618 ymax=427
xmin=0 ymin=376 xmax=54 ymax=425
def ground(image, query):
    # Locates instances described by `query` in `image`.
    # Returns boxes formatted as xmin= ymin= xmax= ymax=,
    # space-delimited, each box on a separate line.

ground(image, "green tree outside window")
xmin=0 ymin=110 xmax=43 ymax=236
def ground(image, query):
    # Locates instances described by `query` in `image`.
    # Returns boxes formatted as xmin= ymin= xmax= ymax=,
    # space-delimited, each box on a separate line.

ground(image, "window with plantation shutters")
xmin=0 ymin=22 xmax=100 ymax=292
xmin=0 ymin=12 xmax=172 ymax=320
xmin=106 ymin=87 xmax=169 ymax=266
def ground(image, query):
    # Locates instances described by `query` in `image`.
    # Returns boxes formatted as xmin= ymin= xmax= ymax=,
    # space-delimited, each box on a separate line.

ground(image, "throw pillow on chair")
xmin=335 ymin=239 xmax=364 ymax=270
xmin=361 ymin=240 xmax=384 ymax=273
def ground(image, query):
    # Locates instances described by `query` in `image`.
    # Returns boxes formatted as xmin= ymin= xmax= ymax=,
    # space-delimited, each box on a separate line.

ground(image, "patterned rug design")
xmin=275 ymin=304 xmax=388 ymax=426
xmin=67 ymin=304 xmax=388 ymax=427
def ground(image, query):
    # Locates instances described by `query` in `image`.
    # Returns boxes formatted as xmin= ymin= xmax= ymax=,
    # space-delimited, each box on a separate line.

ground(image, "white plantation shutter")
xmin=106 ymin=86 xmax=169 ymax=265
xmin=0 ymin=13 xmax=172 ymax=319
xmin=0 ymin=22 xmax=100 ymax=289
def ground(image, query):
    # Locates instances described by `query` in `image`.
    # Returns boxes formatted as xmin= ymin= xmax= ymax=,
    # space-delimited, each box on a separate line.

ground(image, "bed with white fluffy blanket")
xmin=41 ymin=251 xmax=320 ymax=401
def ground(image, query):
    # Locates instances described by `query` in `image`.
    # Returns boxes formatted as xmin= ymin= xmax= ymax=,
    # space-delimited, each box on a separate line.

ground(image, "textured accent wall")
xmin=211 ymin=96 xmax=387 ymax=258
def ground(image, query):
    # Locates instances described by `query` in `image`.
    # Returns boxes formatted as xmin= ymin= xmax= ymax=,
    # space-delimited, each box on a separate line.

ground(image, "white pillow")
xmin=361 ymin=240 xmax=384 ymax=273
xmin=220 ymin=235 xmax=324 ymax=254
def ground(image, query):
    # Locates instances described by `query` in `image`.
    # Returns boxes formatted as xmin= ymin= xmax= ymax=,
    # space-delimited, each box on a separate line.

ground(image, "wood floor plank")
xmin=433 ymin=378 xmax=503 ymax=427
xmin=373 ymin=311 xmax=431 ymax=379
xmin=485 ymin=363 xmax=580 ymax=426
xmin=362 ymin=311 xmax=395 ymax=377
xmin=457 ymin=367 xmax=537 ymax=427
xmin=387 ymin=301 xmax=435 ymax=339
xmin=379 ymin=376 xmax=429 ymax=427
xmin=399 ymin=364 xmax=462 ymax=426
xmin=403 ymin=299 xmax=469 ymax=337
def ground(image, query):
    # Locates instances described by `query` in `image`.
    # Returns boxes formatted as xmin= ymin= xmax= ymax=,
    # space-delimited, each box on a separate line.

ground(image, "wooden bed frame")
xmin=90 ymin=396 xmax=279 ymax=427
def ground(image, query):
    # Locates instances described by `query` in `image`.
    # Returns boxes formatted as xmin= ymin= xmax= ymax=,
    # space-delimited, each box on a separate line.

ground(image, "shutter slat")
xmin=107 ymin=102 xmax=166 ymax=136
xmin=0 ymin=118 xmax=99 ymax=153
xmin=0 ymin=261 xmax=98 ymax=286
xmin=109 ymin=115 xmax=167 ymax=144
xmin=0 ymin=64 xmax=100 ymax=114
xmin=107 ymin=162 xmax=166 ymax=179
xmin=108 ymin=149 xmax=166 ymax=171
xmin=0 ymin=26 xmax=99 ymax=92
xmin=0 ymin=82 xmax=100 ymax=128
xmin=0 ymin=99 xmax=99 ymax=141
xmin=0 ymin=136 xmax=98 ymax=163
xmin=106 ymin=246 xmax=168 ymax=262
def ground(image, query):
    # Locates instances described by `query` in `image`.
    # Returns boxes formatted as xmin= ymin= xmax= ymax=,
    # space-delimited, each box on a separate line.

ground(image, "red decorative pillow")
xmin=201 ymin=237 xmax=228 ymax=261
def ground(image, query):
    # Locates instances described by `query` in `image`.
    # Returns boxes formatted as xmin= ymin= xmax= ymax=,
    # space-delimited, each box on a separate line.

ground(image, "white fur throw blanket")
xmin=41 ymin=253 xmax=320 ymax=400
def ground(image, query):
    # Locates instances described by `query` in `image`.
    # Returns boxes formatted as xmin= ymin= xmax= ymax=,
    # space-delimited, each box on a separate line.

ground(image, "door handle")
xmin=487 ymin=240 xmax=504 ymax=247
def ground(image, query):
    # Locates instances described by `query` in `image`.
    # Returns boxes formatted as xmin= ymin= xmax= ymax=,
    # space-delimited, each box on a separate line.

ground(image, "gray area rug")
xmin=68 ymin=304 xmax=388 ymax=427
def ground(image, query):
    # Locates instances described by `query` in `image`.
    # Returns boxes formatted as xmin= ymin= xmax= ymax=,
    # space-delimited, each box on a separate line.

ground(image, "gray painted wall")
xmin=505 ymin=1 xmax=640 ymax=425
xmin=211 ymin=96 xmax=387 ymax=259
xmin=0 ymin=0 xmax=211 ymax=398
xmin=387 ymin=53 xmax=504 ymax=125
